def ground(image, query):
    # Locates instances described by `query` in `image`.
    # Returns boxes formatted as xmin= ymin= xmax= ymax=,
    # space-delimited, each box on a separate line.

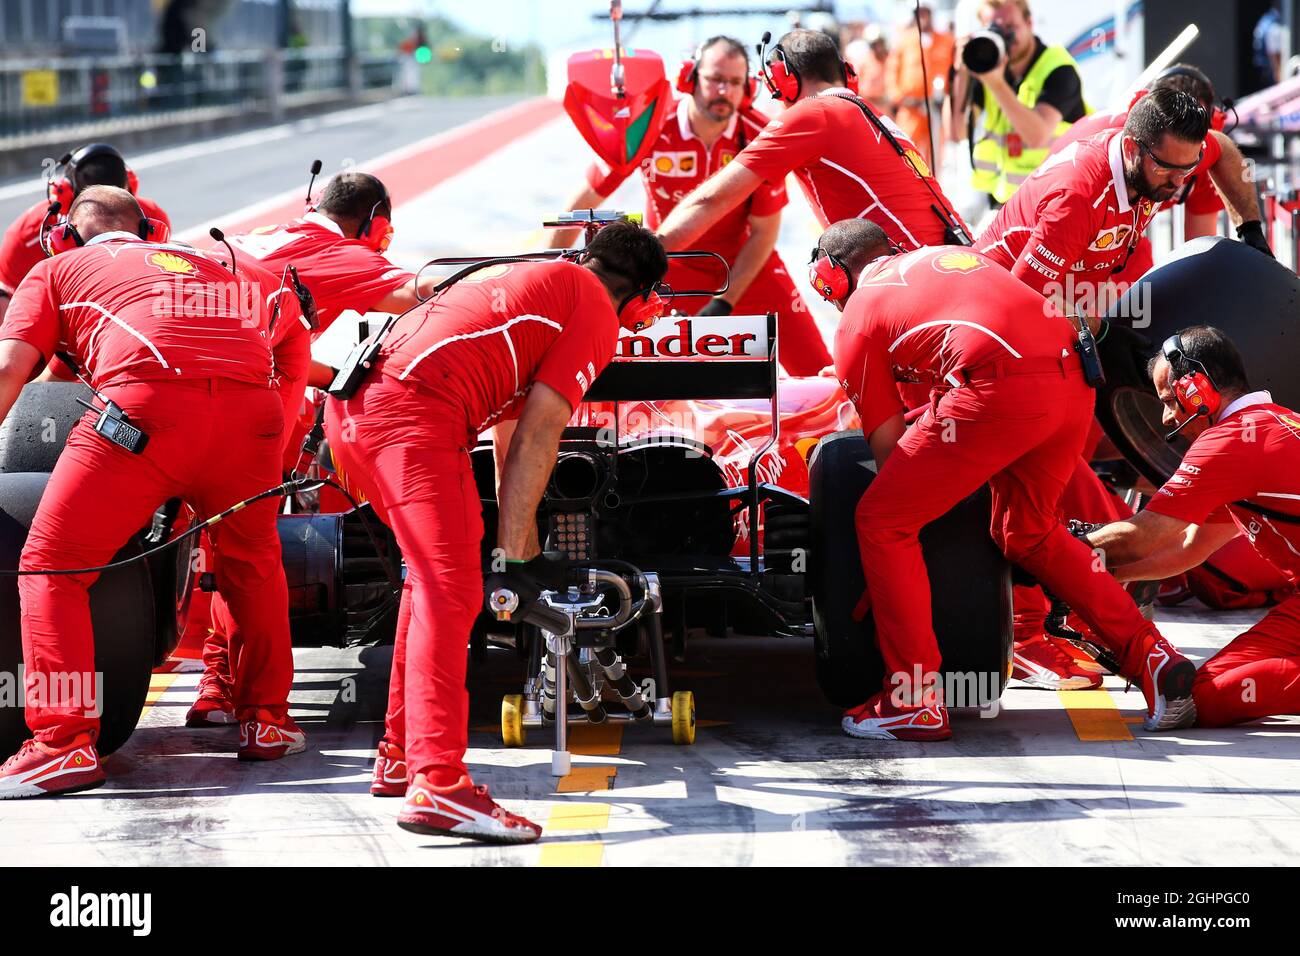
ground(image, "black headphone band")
xmin=64 ymin=144 xmax=127 ymax=192
xmin=359 ymin=178 xmax=391 ymax=238
xmin=1162 ymin=333 xmax=1218 ymax=391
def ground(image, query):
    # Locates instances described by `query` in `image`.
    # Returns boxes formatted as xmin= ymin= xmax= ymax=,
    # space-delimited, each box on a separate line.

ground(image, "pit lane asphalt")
xmin=2 ymin=605 xmax=1298 ymax=867
xmin=0 ymin=95 xmax=520 ymax=233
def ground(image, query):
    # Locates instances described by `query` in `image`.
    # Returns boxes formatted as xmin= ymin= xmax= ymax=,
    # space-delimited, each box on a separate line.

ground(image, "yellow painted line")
xmin=545 ymin=803 xmax=612 ymax=830
xmin=538 ymin=803 xmax=612 ymax=868
xmin=556 ymin=766 xmax=617 ymax=793
xmin=1059 ymin=689 xmax=1134 ymax=741
xmin=539 ymin=841 xmax=606 ymax=866
xmin=567 ymin=722 xmax=624 ymax=756
xmin=141 ymin=673 xmax=180 ymax=716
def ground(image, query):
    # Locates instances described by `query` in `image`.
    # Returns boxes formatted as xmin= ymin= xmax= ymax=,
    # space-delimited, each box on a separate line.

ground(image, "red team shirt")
xmin=977 ymin=131 xmax=1161 ymax=298
xmin=588 ymin=98 xmax=787 ymax=265
xmin=1146 ymin=394 xmax=1300 ymax=582
xmin=1052 ymin=102 xmax=1225 ymax=216
xmin=229 ymin=212 xmax=414 ymax=332
xmin=378 ymin=260 xmax=618 ymax=437
xmin=0 ymin=195 xmax=171 ymax=296
xmin=834 ymin=246 xmax=1076 ymax=437
xmin=735 ymin=90 xmax=963 ymax=249
xmin=1 ymin=235 xmax=302 ymax=391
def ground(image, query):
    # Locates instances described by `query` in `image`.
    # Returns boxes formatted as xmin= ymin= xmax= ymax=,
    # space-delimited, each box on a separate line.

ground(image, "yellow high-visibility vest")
xmin=971 ymin=45 xmax=1089 ymax=204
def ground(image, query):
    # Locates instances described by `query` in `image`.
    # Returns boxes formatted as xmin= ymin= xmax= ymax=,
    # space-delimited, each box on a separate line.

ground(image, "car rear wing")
xmin=584 ymin=312 xmax=781 ymax=575
xmin=584 ymin=312 xmax=777 ymax=402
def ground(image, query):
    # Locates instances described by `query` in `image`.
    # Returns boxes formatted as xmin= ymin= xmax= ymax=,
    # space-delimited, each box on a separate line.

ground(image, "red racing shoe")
xmin=0 ymin=735 xmax=105 ymax=799
xmin=371 ymin=740 xmax=407 ymax=797
xmin=237 ymin=711 xmax=307 ymax=761
xmin=1136 ymin=632 xmax=1197 ymax=732
xmin=397 ymin=773 xmax=542 ymax=844
xmin=841 ymin=691 xmax=952 ymax=741
xmin=185 ymin=670 xmax=235 ymax=727
xmin=1011 ymin=634 xmax=1104 ymax=691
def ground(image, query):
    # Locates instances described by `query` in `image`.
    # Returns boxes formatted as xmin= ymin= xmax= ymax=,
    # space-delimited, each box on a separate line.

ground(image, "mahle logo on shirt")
xmin=146 ymin=251 xmax=195 ymax=275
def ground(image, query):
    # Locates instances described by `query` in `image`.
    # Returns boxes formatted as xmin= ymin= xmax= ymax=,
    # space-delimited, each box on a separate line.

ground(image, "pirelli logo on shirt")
xmin=649 ymin=151 xmax=697 ymax=177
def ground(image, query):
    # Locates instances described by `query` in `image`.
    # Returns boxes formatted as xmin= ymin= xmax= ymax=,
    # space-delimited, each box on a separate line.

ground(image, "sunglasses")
xmin=1137 ymin=139 xmax=1202 ymax=173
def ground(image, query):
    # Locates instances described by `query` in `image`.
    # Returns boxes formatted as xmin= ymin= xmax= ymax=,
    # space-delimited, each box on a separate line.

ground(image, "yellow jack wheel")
xmin=671 ymin=690 xmax=696 ymax=745
xmin=501 ymin=695 xmax=526 ymax=748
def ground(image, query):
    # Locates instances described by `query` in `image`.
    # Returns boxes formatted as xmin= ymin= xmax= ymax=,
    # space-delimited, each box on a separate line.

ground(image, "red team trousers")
xmin=1194 ymin=594 xmax=1300 ymax=726
xmin=203 ymin=375 xmax=308 ymax=693
xmin=324 ymin=374 xmax=482 ymax=782
xmin=855 ymin=365 xmax=1157 ymax=687
xmin=19 ymin=379 xmax=294 ymax=744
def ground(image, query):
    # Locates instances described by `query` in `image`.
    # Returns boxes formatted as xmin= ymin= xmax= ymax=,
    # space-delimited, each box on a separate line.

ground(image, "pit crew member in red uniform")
xmin=976 ymin=89 xmax=1220 ymax=688
xmin=816 ymin=218 xmax=1195 ymax=740
xmin=0 ymin=144 xmax=172 ymax=323
xmin=1083 ymin=327 xmax=1300 ymax=727
xmin=656 ymin=29 xmax=969 ymax=255
xmin=1049 ymin=65 xmax=1270 ymax=281
xmin=187 ymin=245 xmax=314 ymax=730
xmin=977 ymin=88 xmax=1218 ymax=307
xmin=325 ymin=221 xmax=668 ymax=843
xmin=552 ymin=36 xmax=831 ymax=376
xmin=0 ymin=187 xmax=305 ymax=798
xmin=228 ymin=172 xmax=435 ymax=337
xmin=187 ymin=172 xmax=433 ymax=727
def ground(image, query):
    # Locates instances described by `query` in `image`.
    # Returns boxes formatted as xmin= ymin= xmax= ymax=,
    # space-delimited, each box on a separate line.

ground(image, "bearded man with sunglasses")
xmin=976 ymin=88 xmax=1215 ymax=311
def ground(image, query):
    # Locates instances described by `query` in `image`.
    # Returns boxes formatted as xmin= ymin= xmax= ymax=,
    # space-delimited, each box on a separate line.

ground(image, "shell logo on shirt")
xmin=1088 ymin=225 xmax=1133 ymax=252
xmin=462 ymin=263 xmax=513 ymax=283
xmin=650 ymin=151 xmax=698 ymax=177
xmin=932 ymin=251 xmax=986 ymax=275
xmin=903 ymin=149 xmax=932 ymax=180
xmin=147 ymin=251 xmax=195 ymax=275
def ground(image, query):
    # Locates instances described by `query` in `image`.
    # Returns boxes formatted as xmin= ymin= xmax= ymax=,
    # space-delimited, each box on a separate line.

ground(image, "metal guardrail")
xmin=0 ymin=48 xmax=400 ymax=141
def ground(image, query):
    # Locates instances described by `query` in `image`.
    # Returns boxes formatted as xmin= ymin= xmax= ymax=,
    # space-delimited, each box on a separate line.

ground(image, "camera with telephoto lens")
xmin=963 ymin=24 xmax=1014 ymax=73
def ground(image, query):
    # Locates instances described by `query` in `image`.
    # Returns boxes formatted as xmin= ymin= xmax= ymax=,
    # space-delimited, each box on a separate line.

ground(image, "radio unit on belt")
xmin=75 ymin=397 xmax=149 ymax=454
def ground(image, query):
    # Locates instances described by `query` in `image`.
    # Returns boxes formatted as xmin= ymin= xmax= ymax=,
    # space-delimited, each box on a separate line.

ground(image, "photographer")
xmin=952 ymin=0 xmax=1087 ymax=207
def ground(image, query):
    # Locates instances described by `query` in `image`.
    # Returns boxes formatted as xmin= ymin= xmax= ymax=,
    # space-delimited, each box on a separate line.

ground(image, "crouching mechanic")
xmin=1082 ymin=327 xmax=1300 ymax=726
xmin=816 ymin=219 xmax=1195 ymax=740
xmin=325 ymin=221 xmax=668 ymax=842
xmin=0 ymin=187 xmax=306 ymax=797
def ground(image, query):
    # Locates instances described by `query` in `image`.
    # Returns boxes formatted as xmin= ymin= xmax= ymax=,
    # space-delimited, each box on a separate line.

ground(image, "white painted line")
xmin=174 ymin=97 xmax=556 ymax=243
xmin=0 ymin=96 xmax=428 ymax=203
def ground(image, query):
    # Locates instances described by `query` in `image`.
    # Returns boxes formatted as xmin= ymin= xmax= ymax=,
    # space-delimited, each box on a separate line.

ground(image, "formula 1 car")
xmin=0 ymin=302 xmax=1014 ymax=755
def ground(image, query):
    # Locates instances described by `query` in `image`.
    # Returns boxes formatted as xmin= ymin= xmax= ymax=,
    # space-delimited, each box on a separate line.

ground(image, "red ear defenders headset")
xmin=676 ymin=37 xmax=758 ymax=110
xmin=41 ymin=201 xmax=168 ymax=257
xmin=46 ymin=144 xmax=137 ymax=213
xmin=757 ymin=31 xmax=857 ymax=104
xmin=356 ymin=178 xmax=394 ymax=254
xmin=1162 ymin=333 xmax=1222 ymax=435
xmin=808 ymin=248 xmax=852 ymax=302
xmin=808 ymin=237 xmax=901 ymax=302
xmin=617 ymin=286 xmax=666 ymax=332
